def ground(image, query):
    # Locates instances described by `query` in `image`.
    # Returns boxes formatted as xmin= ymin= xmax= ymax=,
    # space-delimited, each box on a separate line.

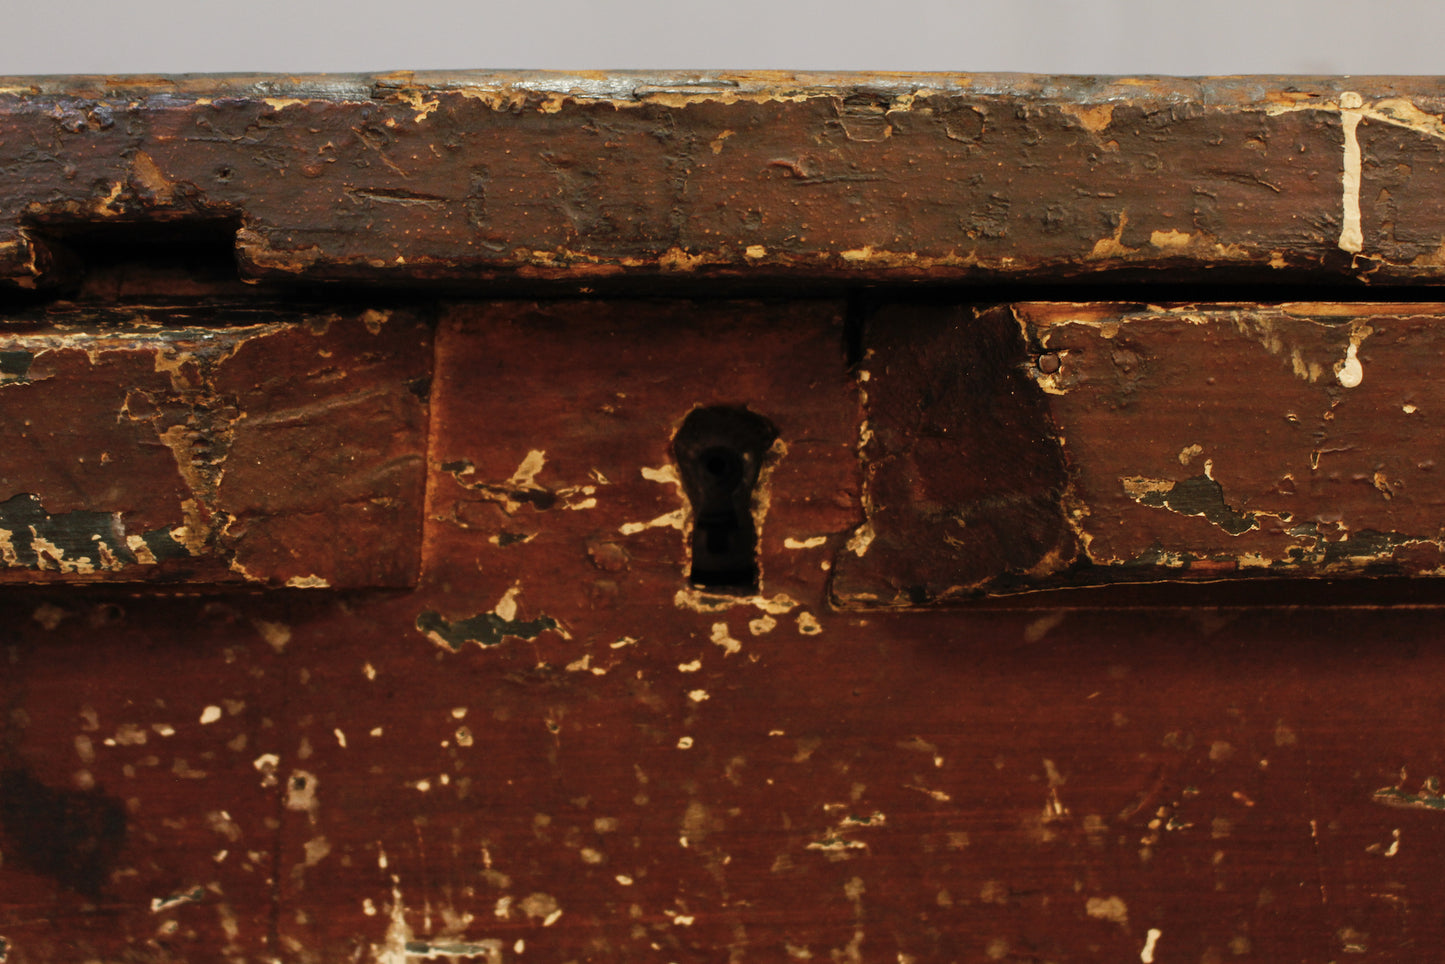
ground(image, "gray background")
xmin=2 ymin=0 xmax=1442 ymax=76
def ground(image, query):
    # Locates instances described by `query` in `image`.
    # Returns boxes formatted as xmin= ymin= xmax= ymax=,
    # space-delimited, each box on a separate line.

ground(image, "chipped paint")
xmin=150 ymin=886 xmax=205 ymax=913
xmin=285 ymin=770 xmax=320 ymax=818
xmin=1141 ymin=928 xmax=1162 ymax=963
xmin=1373 ymin=775 xmax=1445 ymax=811
xmin=416 ymin=608 xmax=560 ymax=652
xmin=1085 ymin=895 xmax=1129 ymax=924
xmin=784 ymin=536 xmax=827 ymax=549
xmin=1059 ymin=102 xmax=1114 ymax=133
xmin=1121 ymin=473 xmax=1257 ymax=536
xmin=285 ymin=575 xmax=331 ymax=588
xmin=403 ymin=941 xmax=503 ymax=961
xmin=674 ymin=588 xmax=799 ymax=614
xmin=618 ymin=509 xmax=686 ymax=536
xmin=710 ymin=621 xmax=742 ymax=655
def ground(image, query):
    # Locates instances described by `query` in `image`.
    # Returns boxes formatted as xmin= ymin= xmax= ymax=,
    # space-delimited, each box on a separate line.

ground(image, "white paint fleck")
xmin=710 ymin=622 xmax=742 ymax=655
xmin=796 ymin=612 xmax=822 ymax=635
xmin=285 ymin=770 xmax=320 ymax=815
xmin=493 ymin=584 xmax=522 ymax=622
xmin=413 ymin=779 xmax=433 ymax=792
xmin=1337 ymin=342 xmax=1364 ymax=388
xmin=1404 ymin=403 xmax=1418 ymax=414
xmin=253 ymin=619 xmax=291 ymax=653
xmin=371 ymin=727 xmax=384 ymax=737
xmin=611 ymin=636 xmax=637 ymax=649
xmin=304 ymin=835 xmax=332 ymax=866
xmin=363 ymin=898 xmax=377 ymax=916
xmin=334 ymin=728 xmax=348 ymax=748
xmin=846 ymin=522 xmax=875 ymax=557
xmin=783 ymin=536 xmax=827 ymax=549
xmin=509 ymin=449 xmax=547 ymax=489
xmin=514 ymin=940 xmax=525 ymax=955
xmin=112 ymin=723 xmax=148 ymax=746
xmin=677 ymin=660 xmax=702 ymax=673
xmin=285 ymin=575 xmax=330 ymax=588
xmin=451 ymin=707 xmax=468 ymax=719
xmin=519 ymin=893 xmax=559 ymax=924
xmin=677 ymin=736 xmax=694 ymax=749
xmin=150 ymin=887 xmax=205 ymax=913
xmin=641 ymin=465 xmax=679 ymax=485
xmin=619 ymin=509 xmax=686 ymax=536
xmin=1140 ymin=927 xmax=1162 ymax=963
xmin=1338 ymin=91 xmax=1364 ymax=253
xmin=364 ymin=662 xmax=378 ymax=680
xmin=200 ymin=706 xmax=223 ymax=725
xmin=252 ymin=754 xmax=280 ymax=787
xmin=1085 ymin=895 xmax=1129 ymax=924
xmin=749 ymin=614 xmax=776 ymax=635
xmin=615 ymin=875 xmax=634 ymax=886
xmin=688 ymin=690 xmax=710 ymax=703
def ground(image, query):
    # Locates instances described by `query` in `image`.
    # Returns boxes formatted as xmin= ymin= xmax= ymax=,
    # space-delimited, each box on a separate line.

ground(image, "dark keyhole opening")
xmin=673 ymin=407 xmax=778 ymax=592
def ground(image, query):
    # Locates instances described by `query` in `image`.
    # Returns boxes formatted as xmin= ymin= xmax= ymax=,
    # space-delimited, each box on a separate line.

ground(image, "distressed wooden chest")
xmin=1 ymin=71 xmax=1443 ymax=962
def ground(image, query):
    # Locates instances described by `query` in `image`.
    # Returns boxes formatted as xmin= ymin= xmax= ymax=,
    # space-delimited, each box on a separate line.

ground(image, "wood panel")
xmin=0 ymin=307 xmax=432 ymax=588
xmin=2 ymin=74 xmax=1445 ymax=288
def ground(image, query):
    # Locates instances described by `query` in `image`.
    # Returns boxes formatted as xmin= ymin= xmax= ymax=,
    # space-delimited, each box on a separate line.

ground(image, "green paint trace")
xmin=1372 ymin=776 xmax=1445 ymax=811
xmin=416 ymin=610 xmax=559 ymax=651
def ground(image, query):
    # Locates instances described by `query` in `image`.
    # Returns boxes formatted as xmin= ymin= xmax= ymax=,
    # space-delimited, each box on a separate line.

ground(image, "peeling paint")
xmin=1121 ymin=473 xmax=1257 ymax=536
xmin=150 ymin=886 xmax=205 ymax=913
xmin=710 ymin=621 xmax=742 ymax=655
xmin=1373 ymin=775 xmax=1445 ymax=811
xmin=417 ymin=608 xmax=560 ymax=651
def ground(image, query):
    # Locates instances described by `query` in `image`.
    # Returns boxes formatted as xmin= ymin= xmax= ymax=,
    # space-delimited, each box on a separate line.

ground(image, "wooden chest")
xmin=0 ymin=71 xmax=1443 ymax=962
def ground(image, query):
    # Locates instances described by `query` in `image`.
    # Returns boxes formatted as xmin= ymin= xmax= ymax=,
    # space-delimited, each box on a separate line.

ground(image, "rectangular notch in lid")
xmin=832 ymin=301 xmax=1445 ymax=607
xmin=0 ymin=306 xmax=431 ymax=588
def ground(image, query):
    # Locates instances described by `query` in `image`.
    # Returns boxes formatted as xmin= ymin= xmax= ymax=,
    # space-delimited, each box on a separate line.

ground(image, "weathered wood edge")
xmin=2 ymin=72 xmax=1445 ymax=289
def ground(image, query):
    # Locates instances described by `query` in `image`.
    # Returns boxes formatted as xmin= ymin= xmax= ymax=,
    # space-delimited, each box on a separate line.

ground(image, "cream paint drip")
xmin=1338 ymin=92 xmax=1364 ymax=253
xmin=1140 ymin=928 xmax=1162 ymax=963
xmin=1267 ymin=91 xmax=1445 ymax=257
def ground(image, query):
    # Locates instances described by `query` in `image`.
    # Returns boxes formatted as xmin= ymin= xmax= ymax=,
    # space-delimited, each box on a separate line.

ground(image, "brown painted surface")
xmin=0 ymin=307 xmax=431 ymax=587
xmin=0 ymin=72 xmax=1444 ymax=288
xmin=2 ymin=72 xmax=1445 ymax=964
xmin=836 ymin=302 xmax=1445 ymax=605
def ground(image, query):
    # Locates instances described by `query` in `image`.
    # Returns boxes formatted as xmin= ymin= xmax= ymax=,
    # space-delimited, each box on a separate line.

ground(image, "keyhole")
xmin=673 ymin=407 xmax=778 ymax=592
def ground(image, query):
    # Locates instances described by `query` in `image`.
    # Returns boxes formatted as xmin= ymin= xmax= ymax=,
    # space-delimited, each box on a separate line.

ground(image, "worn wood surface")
xmin=0 ymin=307 xmax=431 ymax=588
xmin=2 ymin=73 xmax=1445 ymax=288
xmin=3 ymin=71 xmax=1445 ymax=964
xmin=834 ymin=301 xmax=1445 ymax=605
